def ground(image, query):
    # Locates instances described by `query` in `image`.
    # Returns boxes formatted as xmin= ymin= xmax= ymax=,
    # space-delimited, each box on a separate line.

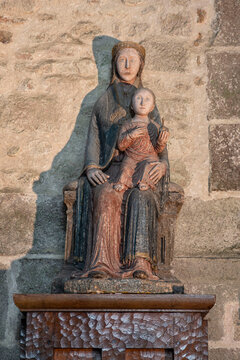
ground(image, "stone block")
xmin=156 ymin=98 xmax=189 ymax=137
xmin=143 ymin=72 xmax=192 ymax=100
xmin=0 ymin=269 xmax=8 ymax=340
xmin=173 ymin=258 xmax=240 ymax=285
xmin=173 ymin=258 xmax=240 ymax=341
xmin=174 ymin=197 xmax=240 ymax=257
xmin=207 ymin=53 xmax=240 ymax=119
xmin=142 ymin=40 xmax=188 ymax=72
xmin=207 ymin=287 xmax=237 ymax=341
xmin=0 ymin=169 xmax=39 ymax=196
xmin=0 ymin=94 xmax=59 ymax=133
xmin=64 ymin=278 xmax=184 ymax=294
xmin=59 ymin=20 xmax=101 ymax=45
xmin=214 ymin=0 xmax=240 ymax=46
xmin=0 ymin=346 xmax=20 ymax=360
xmin=209 ymin=349 xmax=240 ymax=360
xmin=158 ymin=13 xmax=192 ymax=36
xmin=209 ymin=124 xmax=240 ymax=191
xmin=29 ymin=195 xmax=65 ymax=255
xmin=15 ymin=258 xmax=63 ymax=294
xmin=234 ymin=302 xmax=240 ymax=341
xmin=0 ymin=194 xmax=35 ymax=256
xmin=170 ymin=160 xmax=191 ymax=188
xmin=31 ymin=136 xmax=85 ymax=196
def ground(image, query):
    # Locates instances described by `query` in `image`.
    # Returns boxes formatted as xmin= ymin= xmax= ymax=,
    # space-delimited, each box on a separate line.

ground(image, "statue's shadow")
xmin=31 ymin=35 xmax=119 ymax=264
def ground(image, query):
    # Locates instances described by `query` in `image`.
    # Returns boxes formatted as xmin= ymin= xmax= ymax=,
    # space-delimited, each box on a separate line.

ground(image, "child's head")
xmin=132 ymin=87 xmax=155 ymax=116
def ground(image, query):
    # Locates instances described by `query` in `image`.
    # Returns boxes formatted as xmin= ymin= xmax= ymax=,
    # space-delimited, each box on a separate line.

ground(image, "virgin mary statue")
xmin=72 ymin=41 xmax=169 ymax=280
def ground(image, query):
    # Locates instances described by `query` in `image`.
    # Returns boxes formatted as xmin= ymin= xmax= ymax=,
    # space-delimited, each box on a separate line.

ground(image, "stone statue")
xmin=59 ymin=41 xmax=184 ymax=293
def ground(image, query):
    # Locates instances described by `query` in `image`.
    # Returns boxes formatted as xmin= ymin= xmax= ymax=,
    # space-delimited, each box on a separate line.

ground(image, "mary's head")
xmin=110 ymin=41 xmax=145 ymax=86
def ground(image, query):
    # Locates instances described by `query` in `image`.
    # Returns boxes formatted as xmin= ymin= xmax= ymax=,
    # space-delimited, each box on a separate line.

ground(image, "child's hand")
xmin=128 ymin=126 xmax=146 ymax=140
xmin=158 ymin=128 xmax=169 ymax=145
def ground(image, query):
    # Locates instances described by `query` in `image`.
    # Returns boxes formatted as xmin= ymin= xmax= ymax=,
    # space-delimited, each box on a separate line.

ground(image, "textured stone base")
xmin=14 ymin=293 xmax=215 ymax=360
xmin=64 ymin=278 xmax=184 ymax=294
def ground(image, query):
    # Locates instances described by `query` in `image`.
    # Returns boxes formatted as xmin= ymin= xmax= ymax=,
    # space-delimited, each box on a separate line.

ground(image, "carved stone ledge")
xmin=14 ymin=294 xmax=215 ymax=360
xmin=14 ymin=293 xmax=215 ymax=312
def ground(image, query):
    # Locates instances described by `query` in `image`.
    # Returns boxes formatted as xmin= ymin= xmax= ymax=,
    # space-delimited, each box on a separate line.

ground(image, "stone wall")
xmin=0 ymin=0 xmax=239 ymax=359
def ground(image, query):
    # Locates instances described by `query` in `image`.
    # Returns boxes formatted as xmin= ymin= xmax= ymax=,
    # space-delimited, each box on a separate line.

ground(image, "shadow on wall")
xmin=0 ymin=35 xmax=119 ymax=356
xmin=31 ymin=35 xmax=119 ymax=258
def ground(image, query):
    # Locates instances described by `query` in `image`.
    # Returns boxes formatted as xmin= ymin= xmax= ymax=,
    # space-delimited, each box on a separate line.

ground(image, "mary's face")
xmin=116 ymin=48 xmax=141 ymax=84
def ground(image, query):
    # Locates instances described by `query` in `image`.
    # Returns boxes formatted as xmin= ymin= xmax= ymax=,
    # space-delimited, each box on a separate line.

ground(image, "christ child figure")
xmin=114 ymin=88 xmax=169 ymax=192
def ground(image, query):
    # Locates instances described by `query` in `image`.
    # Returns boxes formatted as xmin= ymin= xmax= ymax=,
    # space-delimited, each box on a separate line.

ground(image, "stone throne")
xmin=51 ymin=179 xmax=185 ymax=294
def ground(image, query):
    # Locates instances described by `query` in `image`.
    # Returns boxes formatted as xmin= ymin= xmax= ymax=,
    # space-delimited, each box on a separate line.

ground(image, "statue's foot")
xmin=132 ymin=257 xmax=159 ymax=280
xmin=70 ymin=271 xmax=83 ymax=279
xmin=88 ymin=270 xmax=108 ymax=279
xmin=113 ymin=183 xmax=127 ymax=192
xmin=133 ymin=270 xmax=148 ymax=279
xmin=138 ymin=183 xmax=149 ymax=191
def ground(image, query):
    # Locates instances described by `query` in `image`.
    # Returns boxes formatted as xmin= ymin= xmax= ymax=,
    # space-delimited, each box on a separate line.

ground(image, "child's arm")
xmin=155 ymin=128 xmax=169 ymax=153
xmin=118 ymin=124 xmax=145 ymax=151
xmin=117 ymin=124 xmax=132 ymax=151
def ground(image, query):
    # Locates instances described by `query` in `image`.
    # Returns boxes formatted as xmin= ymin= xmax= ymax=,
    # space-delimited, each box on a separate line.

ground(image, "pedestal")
xmin=64 ymin=277 xmax=184 ymax=294
xmin=14 ymin=293 xmax=215 ymax=360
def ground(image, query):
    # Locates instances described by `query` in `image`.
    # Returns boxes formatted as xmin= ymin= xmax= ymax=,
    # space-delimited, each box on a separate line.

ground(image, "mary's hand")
xmin=86 ymin=168 xmax=109 ymax=186
xmin=149 ymin=162 xmax=167 ymax=185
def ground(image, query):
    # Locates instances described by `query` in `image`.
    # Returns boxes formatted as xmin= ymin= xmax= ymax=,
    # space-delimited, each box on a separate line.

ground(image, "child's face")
xmin=132 ymin=89 xmax=155 ymax=116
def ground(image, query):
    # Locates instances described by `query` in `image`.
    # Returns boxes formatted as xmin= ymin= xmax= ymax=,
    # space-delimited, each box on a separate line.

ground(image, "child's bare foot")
xmin=113 ymin=183 xmax=127 ymax=192
xmin=138 ymin=183 xmax=149 ymax=191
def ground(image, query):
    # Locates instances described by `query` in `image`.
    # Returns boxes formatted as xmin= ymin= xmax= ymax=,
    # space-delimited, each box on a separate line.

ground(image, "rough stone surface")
xmin=173 ymin=258 xmax=240 ymax=343
xmin=207 ymin=52 xmax=240 ymax=119
xmin=173 ymin=258 xmax=240 ymax=285
xmin=0 ymin=270 xmax=8 ymax=340
xmin=234 ymin=302 xmax=240 ymax=341
xmin=0 ymin=95 xmax=59 ymax=133
xmin=143 ymin=40 xmax=188 ymax=72
xmin=0 ymin=194 xmax=35 ymax=256
xmin=175 ymin=197 xmax=240 ymax=257
xmin=64 ymin=278 xmax=184 ymax=294
xmin=0 ymin=0 xmax=239 ymax=357
xmin=209 ymin=124 xmax=240 ymax=191
xmin=15 ymin=258 xmax=63 ymax=294
xmin=30 ymin=195 xmax=66 ymax=255
xmin=0 ymin=194 xmax=65 ymax=255
xmin=23 ymin=310 xmax=207 ymax=359
xmin=158 ymin=13 xmax=192 ymax=36
xmin=209 ymin=349 xmax=240 ymax=360
xmin=213 ymin=0 xmax=240 ymax=46
xmin=0 ymin=346 xmax=20 ymax=360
